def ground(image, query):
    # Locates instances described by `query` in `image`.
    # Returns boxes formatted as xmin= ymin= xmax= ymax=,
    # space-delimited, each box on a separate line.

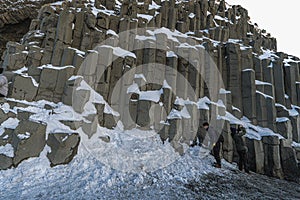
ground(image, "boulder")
xmin=47 ymin=133 xmax=80 ymax=167
xmin=280 ymin=141 xmax=300 ymax=182
xmin=12 ymin=120 xmax=46 ymax=166
xmin=0 ymin=154 xmax=13 ymax=170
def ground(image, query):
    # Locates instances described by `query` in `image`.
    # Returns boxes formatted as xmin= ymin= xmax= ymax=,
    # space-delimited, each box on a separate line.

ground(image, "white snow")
xmin=255 ymin=80 xmax=272 ymax=85
xmin=76 ymin=80 xmax=119 ymax=117
xmin=0 ymin=143 xmax=14 ymax=157
xmin=106 ymin=29 xmax=118 ymax=37
xmin=276 ymin=117 xmax=289 ymax=123
xmin=38 ymin=64 xmax=75 ymax=71
xmin=197 ymin=97 xmax=211 ymax=110
xmin=242 ymin=69 xmax=255 ymax=72
xmin=256 ymin=90 xmax=273 ymax=99
xmin=219 ymin=88 xmax=231 ymax=94
xmin=163 ymin=80 xmax=172 ymax=89
xmin=137 ymin=14 xmax=153 ymax=22
xmin=1 ymin=118 xmax=20 ymax=129
xmin=139 ymin=90 xmax=162 ymax=103
xmin=167 ymin=106 xmax=191 ymax=119
xmin=17 ymin=132 xmax=31 ymax=140
xmin=258 ymin=49 xmax=279 ymax=60
xmin=100 ymin=45 xmax=136 ymax=58
xmin=292 ymin=142 xmax=300 ymax=148
xmin=232 ymin=106 xmax=241 ymax=112
xmin=127 ymin=82 xmax=140 ymax=94
xmin=134 ymin=74 xmax=147 ymax=82
xmin=189 ymin=13 xmax=195 ymax=18
xmin=13 ymin=67 xmax=28 ymax=74
xmin=68 ymin=47 xmax=85 ymax=55
xmin=166 ymin=51 xmax=178 ymax=58
xmin=289 ymin=106 xmax=299 ymax=117
xmin=149 ymin=1 xmax=161 ymax=10
xmin=1 ymin=103 xmax=13 ymax=114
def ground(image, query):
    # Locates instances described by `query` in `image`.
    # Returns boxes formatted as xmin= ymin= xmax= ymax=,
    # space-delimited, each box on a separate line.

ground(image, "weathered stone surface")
xmin=37 ymin=65 xmax=75 ymax=102
xmin=0 ymin=154 xmax=13 ymax=170
xmin=62 ymin=76 xmax=83 ymax=106
xmin=226 ymin=43 xmax=242 ymax=112
xmin=262 ymin=136 xmax=283 ymax=178
xmin=0 ymin=0 xmax=299 ymax=182
xmin=82 ymin=114 xmax=98 ymax=138
xmin=280 ymin=141 xmax=300 ymax=182
xmin=276 ymin=118 xmax=292 ymax=140
xmin=266 ymin=97 xmax=277 ymax=131
xmin=136 ymin=100 xmax=152 ymax=129
xmin=12 ymin=120 xmax=46 ymax=166
xmin=253 ymin=139 xmax=265 ymax=174
xmin=222 ymin=122 xmax=234 ymax=162
xmin=16 ymin=110 xmax=34 ymax=121
xmin=290 ymin=115 xmax=300 ymax=143
xmin=47 ymin=133 xmax=80 ymax=167
xmin=242 ymin=70 xmax=256 ymax=123
xmin=11 ymin=75 xmax=38 ymax=101
xmin=56 ymin=9 xmax=75 ymax=44
xmin=284 ymin=63 xmax=298 ymax=105
xmin=272 ymin=60 xmax=286 ymax=106
xmin=60 ymin=120 xmax=82 ymax=131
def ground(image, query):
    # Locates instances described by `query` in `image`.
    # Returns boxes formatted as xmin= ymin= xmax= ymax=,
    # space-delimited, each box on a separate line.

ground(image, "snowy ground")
xmin=1 ymin=142 xmax=299 ymax=200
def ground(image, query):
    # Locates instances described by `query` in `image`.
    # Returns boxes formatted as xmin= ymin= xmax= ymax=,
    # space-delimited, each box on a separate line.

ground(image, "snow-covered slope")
xmin=1 ymin=144 xmax=299 ymax=199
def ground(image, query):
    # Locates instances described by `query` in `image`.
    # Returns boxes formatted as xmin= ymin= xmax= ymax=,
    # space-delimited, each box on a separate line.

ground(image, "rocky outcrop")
xmin=0 ymin=0 xmax=299 ymax=182
xmin=47 ymin=133 xmax=80 ymax=167
xmin=0 ymin=0 xmax=58 ymax=58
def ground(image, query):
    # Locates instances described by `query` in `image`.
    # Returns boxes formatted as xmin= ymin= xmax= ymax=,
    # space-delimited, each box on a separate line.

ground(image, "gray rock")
xmin=280 ymin=141 xmax=300 ymax=182
xmin=47 ymin=133 xmax=80 ymax=167
xmin=16 ymin=110 xmax=34 ymax=121
xmin=262 ymin=136 xmax=283 ymax=179
xmin=99 ymin=135 xmax=110 ymax=143
xmin=82 ymin=114 xmax=98 ymax=138
xmin=12 ymin=120 xmax=46 ymax=166
xmin=11 ymin=75 xmax=38 ymax=102
xmin=0 ymin=154 xmax=13 ymax=170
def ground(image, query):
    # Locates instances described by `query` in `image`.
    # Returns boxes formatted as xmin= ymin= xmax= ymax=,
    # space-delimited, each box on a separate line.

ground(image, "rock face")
xmin=0 ymin=0 xmax=58 ymax=57
xmin=47 ymin=133 xmax=80 ymax=167
xmin=0 ymin=0 xmax=299 ymax=182
xmin=12 ymin=120 xmax=47 ymax=166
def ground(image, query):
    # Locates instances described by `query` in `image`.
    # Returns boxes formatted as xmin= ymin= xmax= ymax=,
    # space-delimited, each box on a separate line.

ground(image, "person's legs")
xmin=243 ymin=150 xmax=250 ymax=173
xmin=238 ymin=151 xmax=243 ymax=171
xmin=213 ymin=142 xmax=221 ymax=167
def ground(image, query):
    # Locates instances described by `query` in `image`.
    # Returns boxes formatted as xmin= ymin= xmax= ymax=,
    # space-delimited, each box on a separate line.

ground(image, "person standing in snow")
xmin=202 ymin=122 xmax=224 ymax=168
xmin=0 ymin=68 xmax=8 ymax=98
xmin=231 ymin=124 xmax=249 ymax=173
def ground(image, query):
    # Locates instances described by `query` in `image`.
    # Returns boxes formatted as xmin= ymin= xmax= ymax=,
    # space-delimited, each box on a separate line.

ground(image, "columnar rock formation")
xmin=0 ymin=0 xmax=59 ymax=57
xmin=0 ymin=0 xmax=299 ymax=182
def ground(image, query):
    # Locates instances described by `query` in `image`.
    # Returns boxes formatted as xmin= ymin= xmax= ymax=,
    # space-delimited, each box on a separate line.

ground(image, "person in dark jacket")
xmin=202 ymin=122 xmax=224 ymax=168
xmin=231 ymin=124 xmax=249 ymax=173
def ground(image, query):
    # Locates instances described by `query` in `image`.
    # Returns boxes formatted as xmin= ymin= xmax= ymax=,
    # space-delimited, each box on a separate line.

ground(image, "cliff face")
xmin=0 ymin=0 xmax=58 ymax=56
xmin=0 ymin=0 xmax=299 ymax=182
